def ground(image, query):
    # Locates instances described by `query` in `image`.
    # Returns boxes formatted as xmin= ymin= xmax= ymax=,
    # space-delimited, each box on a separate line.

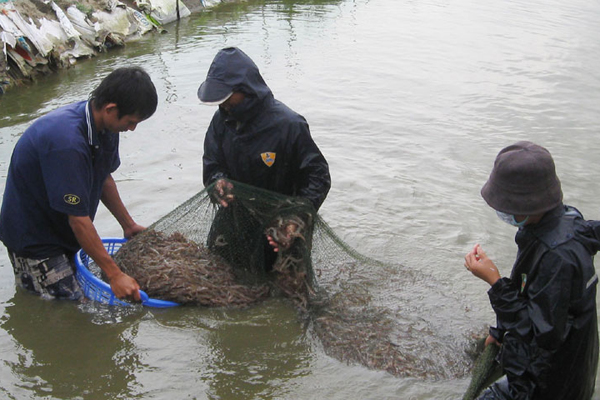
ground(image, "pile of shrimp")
xmin=114 ymin=229 xmax=270 ymax=307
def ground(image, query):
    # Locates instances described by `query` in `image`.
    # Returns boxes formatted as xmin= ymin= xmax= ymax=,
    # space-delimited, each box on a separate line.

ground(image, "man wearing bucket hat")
xmin=464 ymin=141 xmax=599 ymax=399
xmin=197 ymin=47 xmax=330 ymax=257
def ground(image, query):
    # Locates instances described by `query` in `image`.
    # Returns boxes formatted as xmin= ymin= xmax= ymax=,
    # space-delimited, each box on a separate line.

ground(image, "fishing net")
xmin=112 ymin=179 xmax=487 ymax=381
xmin=115 ymin=180 xmax=317 ymax=308
xmin=462 ymin=342 xmax=502 ymax=400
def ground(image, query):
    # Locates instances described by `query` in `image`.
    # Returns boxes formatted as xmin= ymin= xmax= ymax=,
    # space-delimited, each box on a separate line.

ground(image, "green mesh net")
xmin=462 ymin=342 xmax=502 ymax=400
xmin=113 ymin=180 xmax=488 ymax=382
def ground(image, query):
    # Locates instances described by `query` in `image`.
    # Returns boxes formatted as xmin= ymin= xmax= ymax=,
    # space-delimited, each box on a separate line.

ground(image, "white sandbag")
xmin=128 ymin=8 xmax=154 ymax=36
xmin=0 ymin=30 xmax=17 ymax=49
xmin=0 ymin=8 xmax=23 ymax=39
xmin=66 ymin=5 xmax=100 ymax=47
xmin=50 ymin=2 xmax=97 ymax=60
xmin=1 ymin=30 xmax=17 ymax=64
xmin=201 ymin=0 xmax=222 ymax=7
xmin=137 ymin=0 xmax=190 ymax=26
xmin=51 ymin=1 xmax=80 ymax=40
xmin=93 ymin=6 xmax=134 ymax=38
xmin=0 ymin=5 xmax=50 ymax=65
xmin=1 ymin=3 xmax=55 ymax=57
xmin=38 ymin=17 xmax=70 ymax=46
xmin=63 ymin=36 xmax=97 ymax=60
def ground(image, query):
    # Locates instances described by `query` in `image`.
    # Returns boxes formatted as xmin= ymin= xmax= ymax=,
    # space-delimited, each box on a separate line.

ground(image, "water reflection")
xmin=1 ymin=291 xmax=140 ymax=398
xmin=153 ymin=300 xmax=313 ymax=399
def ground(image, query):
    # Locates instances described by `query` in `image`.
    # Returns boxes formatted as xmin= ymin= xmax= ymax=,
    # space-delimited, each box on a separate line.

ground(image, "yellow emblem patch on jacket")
xmin=261 ymin=152 xmax=276 ymax=167
xmin=63 ymin=194 xmax=81 ymax=205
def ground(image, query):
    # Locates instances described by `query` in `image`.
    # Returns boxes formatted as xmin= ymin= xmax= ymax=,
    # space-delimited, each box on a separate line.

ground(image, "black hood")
xmin=524 ymin=205 xmax=600 ymax=255
xmin=198 ymin=47 xmax=272 ymax=103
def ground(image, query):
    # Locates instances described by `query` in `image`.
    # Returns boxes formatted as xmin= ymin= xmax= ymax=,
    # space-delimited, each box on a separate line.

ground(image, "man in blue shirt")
xmin=0 ymin=66 xmax=158 ymax=301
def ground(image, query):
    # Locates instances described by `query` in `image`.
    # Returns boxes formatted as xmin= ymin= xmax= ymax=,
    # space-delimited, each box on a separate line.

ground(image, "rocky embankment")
xmin=0 ymin=0 xmax=224 ymax=93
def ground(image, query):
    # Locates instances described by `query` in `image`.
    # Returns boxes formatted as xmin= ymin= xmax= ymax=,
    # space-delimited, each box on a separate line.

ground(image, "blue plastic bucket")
xmin=75 ymin=237 xmax=179 ymax=308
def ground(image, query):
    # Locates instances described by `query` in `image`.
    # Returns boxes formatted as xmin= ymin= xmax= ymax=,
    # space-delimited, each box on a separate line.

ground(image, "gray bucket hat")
xmin=481 ymin=141 xmax=563 ymax=215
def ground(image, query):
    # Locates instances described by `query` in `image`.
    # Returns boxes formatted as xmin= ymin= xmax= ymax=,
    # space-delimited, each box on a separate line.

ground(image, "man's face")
xmin=111 ymin=114 xmax=144 ymax=133
xmin=220 ymin=92 xmax=245 ymax=112
xmin=103 ymin=104 xmax=144 ymax=133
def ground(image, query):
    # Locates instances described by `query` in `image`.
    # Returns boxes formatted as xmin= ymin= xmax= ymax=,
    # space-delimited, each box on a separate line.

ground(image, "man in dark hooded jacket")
xmin=198 ymin=47 xmax=330 ymax=210
xmin=464 ymin=141 xmax=599 ymax=400
xmin=197 ymin=47 xmax=331 ymax=266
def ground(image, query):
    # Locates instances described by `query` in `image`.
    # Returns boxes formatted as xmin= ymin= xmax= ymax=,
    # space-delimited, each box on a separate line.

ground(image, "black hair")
xmin=90 ymin=66 xmax=158 ymax=120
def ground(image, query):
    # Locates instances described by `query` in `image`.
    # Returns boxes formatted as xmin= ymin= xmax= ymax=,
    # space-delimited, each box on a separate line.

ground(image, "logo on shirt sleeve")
xmin=64 ymin=194 xmax=81 ymax=205
xmin=261 ymin=152 xmax=276 ymax=167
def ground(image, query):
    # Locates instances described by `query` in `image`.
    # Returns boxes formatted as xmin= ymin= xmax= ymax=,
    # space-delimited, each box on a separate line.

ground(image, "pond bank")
xmin=0 ymin=0 xmax=230 ymax=94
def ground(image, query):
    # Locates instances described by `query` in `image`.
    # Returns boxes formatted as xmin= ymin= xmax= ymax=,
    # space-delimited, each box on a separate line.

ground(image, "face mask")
xmin=496 ymin=210 xmax=529 ymax=227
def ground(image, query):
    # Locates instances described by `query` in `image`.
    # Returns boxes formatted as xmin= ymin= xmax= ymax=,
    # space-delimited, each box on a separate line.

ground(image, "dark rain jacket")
xmin=202 ymin=49 xmax=331 ymax=211
xmin=485 ymin=205 xmax=599 ymax=400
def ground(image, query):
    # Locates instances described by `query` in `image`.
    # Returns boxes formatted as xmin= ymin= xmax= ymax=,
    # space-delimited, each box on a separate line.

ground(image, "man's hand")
xmin=485 ymin=334 xmax=501 ymax=348
xmin=108 ymin=270 xmax=141 ymax=302
xmin=212 ymin=179 xmax=234 ymax=207
xmin=124 ymin=223 xmax=146 ymax=239
xmin=464 ymin=244 xmax=501 ymax=286
xmin=69 ymin=214 xmax=142 ymax=302
xmin=267 ymin=222 xmax=298 ymax=252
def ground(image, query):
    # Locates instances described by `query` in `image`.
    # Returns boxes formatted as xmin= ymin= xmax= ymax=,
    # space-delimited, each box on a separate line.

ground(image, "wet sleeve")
xmin=488 ymin=277 xmax=527 ymax=328
xmin=488 ymin=253 xmax=573 ymax=397
xmin=202 ymin=116 xmax=229 ymax=186
xmin=40 ymin=147 xmax=92 ymax=216
xmin=291 ymin=119 xmax=331 ymax=211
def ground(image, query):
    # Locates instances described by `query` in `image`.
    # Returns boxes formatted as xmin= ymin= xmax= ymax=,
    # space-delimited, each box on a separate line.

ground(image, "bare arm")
xmin=69 ymin=214 xmax=141 ymax=301
xmin=101 ymin=175 xmax=145 ymax=238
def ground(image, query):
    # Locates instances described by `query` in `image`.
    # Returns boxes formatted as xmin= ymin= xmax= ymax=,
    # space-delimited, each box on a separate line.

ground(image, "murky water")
xmin=1 ymin=0 xmax=600 ymax=398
